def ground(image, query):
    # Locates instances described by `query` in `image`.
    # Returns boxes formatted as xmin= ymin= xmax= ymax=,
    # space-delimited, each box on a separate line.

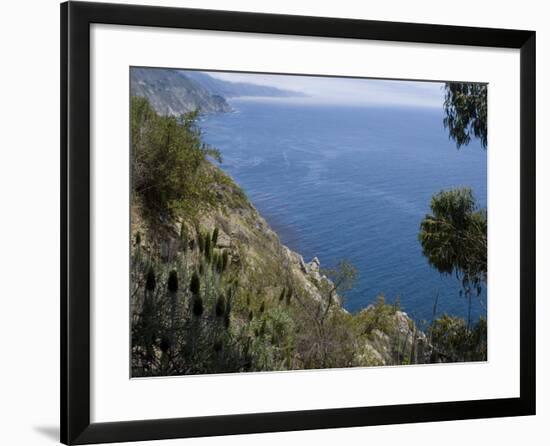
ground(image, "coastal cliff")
xmin=131 ymin=154 xmax=431 ymax=375
xmin=130 ymin=68 xmax=304 ymax=117
xmin=130 ymin=72 xmax=488 ymax=377
xmin=131 ymin=67 xmax=232 ymax=115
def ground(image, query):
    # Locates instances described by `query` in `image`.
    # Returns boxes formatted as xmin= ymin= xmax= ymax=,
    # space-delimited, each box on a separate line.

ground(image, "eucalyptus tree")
xmin=443 ymin=82 xmax=487 ymax=150
xmin=419 ymin=188 xmax=487 ymax=328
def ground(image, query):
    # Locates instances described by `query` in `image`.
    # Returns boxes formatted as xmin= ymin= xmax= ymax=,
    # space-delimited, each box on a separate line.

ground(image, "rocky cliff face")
xmin=130 ymin=67 xmax=232 ymax=116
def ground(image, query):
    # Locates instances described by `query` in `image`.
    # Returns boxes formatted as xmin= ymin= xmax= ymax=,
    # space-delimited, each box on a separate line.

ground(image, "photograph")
xmin=129 ymin=66 xmax=488 ymax=378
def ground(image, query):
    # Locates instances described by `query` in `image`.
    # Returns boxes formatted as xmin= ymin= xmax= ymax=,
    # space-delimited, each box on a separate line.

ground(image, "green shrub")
xmin=131 ymin=97 xmax=220 ymax=216
xmin=362 ymin=296 xmax=397 ymax=336
xmin=430 ymin=315 xmax=487 ymax=362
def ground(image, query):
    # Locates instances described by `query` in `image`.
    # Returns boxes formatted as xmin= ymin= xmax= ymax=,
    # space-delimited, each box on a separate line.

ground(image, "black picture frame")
xmin=61 ymin=1 xmax=536 ymax=444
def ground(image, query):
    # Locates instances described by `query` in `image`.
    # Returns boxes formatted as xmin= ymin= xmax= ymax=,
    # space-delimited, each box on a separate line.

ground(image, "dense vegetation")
xmin=131 ymin=226 xmax=434 ymax=375
xmin=416 ymin=82 xmax=489 ymax=356
xmin=443 ymin=82 xmax=487 ymax=149
xmin=419 ymin=188 xmax=487 ymax=329
xmin=131 ymin=96 xmax=222 ymax=218
xmin=130 ymin=90 xmax=488 ymax=377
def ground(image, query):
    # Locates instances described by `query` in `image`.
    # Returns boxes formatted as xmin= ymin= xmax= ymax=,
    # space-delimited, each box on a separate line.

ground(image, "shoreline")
xmin=199 ymin=101 xmax=487 ymax=324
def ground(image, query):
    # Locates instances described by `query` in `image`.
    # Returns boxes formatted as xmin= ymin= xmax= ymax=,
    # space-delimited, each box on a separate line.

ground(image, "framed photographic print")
xmin=61 ymin=1 xmax=536 ymax=444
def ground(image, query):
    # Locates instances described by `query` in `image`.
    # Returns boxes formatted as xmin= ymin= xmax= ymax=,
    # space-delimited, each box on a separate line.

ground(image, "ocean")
xmin=200 ymin=97 xmax=487 ymax=325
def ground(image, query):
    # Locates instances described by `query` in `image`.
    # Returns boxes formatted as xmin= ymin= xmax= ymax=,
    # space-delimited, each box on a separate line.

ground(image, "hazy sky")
xmin=209 ymin=71 xmax=445 ymax=108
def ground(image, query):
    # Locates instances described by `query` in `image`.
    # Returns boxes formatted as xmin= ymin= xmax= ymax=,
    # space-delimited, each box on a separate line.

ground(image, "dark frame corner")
xmin=61 ymin=1 xmax=535 ymax=444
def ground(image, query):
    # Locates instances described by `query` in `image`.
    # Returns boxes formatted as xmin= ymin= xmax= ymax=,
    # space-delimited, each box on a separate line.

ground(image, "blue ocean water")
xmin=200 ymin=98 xmax=487 ymax=325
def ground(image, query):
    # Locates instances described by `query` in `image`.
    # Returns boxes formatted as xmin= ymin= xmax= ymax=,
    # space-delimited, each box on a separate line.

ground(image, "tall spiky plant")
xmin=179 ymin=223 xmax=187 ymax=253
xmin=140 ymin=266 xmax=157 ymax=366
xmin=189 ymin=271 xmax=203 ymax=317
xmin=198 ymin=232 xmax=205 ymax=254
xmin=167 ymin=270 xmax=179 ymax=351
xmin=216 ymin=254 xmax=223 ymax=274
xmin=204 ymin=234 xmax=212 ymax=263
xmin=224 ymin=292 xmax=232 ymax=329
xmin=222 ymin=250 xmax=229 ymax=271
xmin=212 ymin=227 xmax=219 ymax=245
xmin=215 ymin=293 xmax=226 ymax=318
xmin=145 ymin=266 xmax=156 ymax=294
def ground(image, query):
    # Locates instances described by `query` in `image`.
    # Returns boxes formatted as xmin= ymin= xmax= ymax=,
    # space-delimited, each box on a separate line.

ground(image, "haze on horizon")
xmin=208 ymin=71 xmax=445 ymax=108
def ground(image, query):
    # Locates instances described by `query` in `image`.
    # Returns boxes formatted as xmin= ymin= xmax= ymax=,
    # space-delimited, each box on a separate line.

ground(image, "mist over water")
xmin=200 ymin=98 xmax=487 ymax=325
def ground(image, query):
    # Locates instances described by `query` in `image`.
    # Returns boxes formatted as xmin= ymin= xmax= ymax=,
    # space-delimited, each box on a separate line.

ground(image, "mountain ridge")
xmin=130 ymin=67 xmax=304 ymax=117
xmin=182 ymin=70 xmax=306 ymax=99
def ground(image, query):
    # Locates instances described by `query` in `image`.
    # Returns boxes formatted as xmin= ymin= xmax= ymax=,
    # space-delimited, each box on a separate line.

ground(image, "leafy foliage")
xmin=131 ymin=96 xmax=222 ymax=217
xmin=287 ymin=260 xmax=359 ymax=368
xmin=443 ymin=82 xmax=487 ymax=149
xmin=430 ymin=315 xmax=487 ymax=362
xmin=419 ymin=188 xmax=487 ymax=293
xmin=361 ymin=296 xmax=399 ymax=336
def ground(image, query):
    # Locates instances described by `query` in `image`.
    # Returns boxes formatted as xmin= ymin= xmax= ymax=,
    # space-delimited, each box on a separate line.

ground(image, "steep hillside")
xmin=130 ymin=96 xmax=486 ymax=378
xmin=131 ymin=157 xmax=432 ymax=376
